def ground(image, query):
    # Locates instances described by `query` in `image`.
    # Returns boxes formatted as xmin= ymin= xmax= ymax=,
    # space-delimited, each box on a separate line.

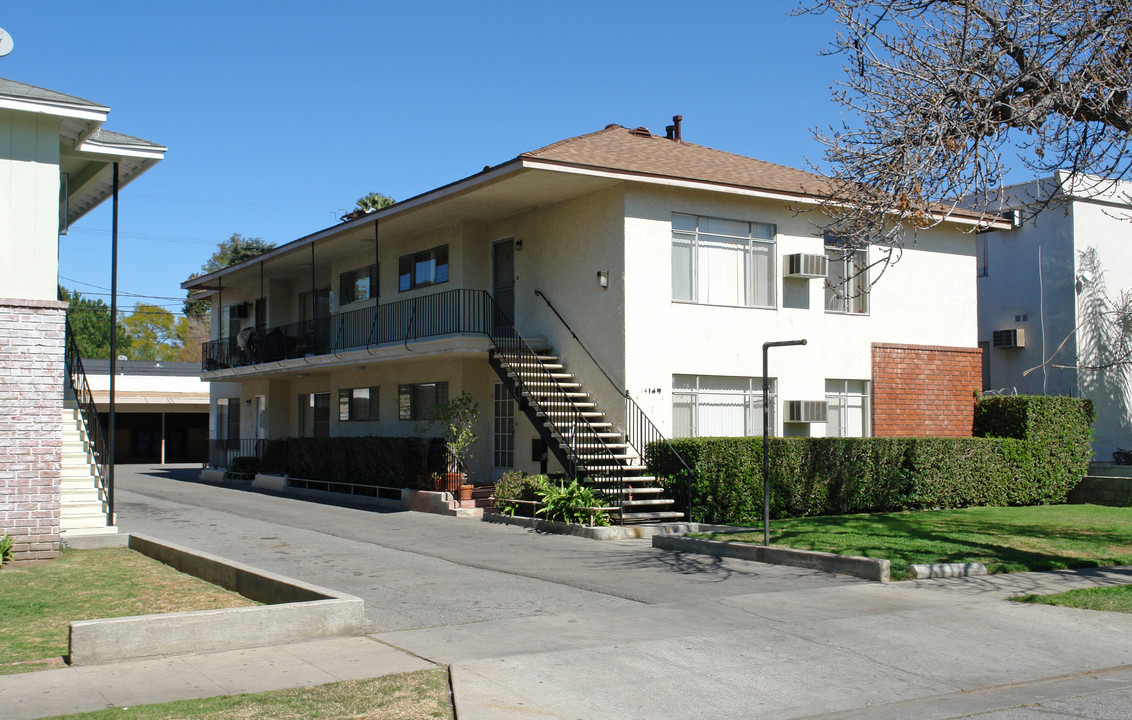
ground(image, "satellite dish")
xmin=0 ymin=29 xmax=13 ymax=57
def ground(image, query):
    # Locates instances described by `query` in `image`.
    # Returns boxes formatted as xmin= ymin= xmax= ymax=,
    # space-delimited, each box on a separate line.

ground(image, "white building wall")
xmin=624 ymin=184 xmax=978 ymax=436
xmin=0 ymin=110 xmax=61 ymax=302
xmin=1071 ymin=197 xmax=1132 ymax=459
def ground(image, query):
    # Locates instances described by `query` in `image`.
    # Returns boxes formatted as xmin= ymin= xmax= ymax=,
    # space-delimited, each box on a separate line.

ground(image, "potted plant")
xmin=417 ymin=392 xmax=480 ymax=500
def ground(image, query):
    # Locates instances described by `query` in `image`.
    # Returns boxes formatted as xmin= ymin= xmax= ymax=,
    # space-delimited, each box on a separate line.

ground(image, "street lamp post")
xmin=762 ymin=339 xmax=806 ymax=546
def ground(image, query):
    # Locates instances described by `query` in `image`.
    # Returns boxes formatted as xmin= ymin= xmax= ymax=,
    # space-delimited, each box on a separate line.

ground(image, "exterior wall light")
xmin=597 ymin=270 xmax=608 ymax=289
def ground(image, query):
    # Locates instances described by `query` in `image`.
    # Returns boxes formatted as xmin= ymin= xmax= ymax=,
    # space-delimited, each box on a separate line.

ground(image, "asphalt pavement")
xmin=3 ymin=463 xmax=1129 ymax=719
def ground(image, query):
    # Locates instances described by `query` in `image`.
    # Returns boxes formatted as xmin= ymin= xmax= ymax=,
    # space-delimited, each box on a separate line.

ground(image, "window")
xmin=299 ymin=392 xmax=330 ymax=437
xmin=493 ymin=383 xmax=515 ymax=468
xmin=398 ymin=381 xmax=448 ymax=420
xmin=398 ymin=246 xmax=449 ymax=292
xmin=672 ymin=213 xmax=776 ymax=308
xmin=673 ymin=374 xmax=776 ymax=438
xmin=340 ymin=264 xmax=377 ymax=304
xmin=825 ymin=379 xmax=870 ymax=437
xmin=825 ymin=239 xmax=869 ymax=314
xmin=339 ymin=386 xmax=379 ymax=422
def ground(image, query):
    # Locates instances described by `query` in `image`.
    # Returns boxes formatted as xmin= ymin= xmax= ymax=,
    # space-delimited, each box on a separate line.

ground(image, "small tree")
xmin=417 ymin=392 xmax=480 ymax=475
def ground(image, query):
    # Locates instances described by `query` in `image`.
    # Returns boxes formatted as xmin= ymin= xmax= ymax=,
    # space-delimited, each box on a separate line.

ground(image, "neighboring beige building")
xmin=185 ymin=123 xmax=1006 ymax=523
xmin=0 ymin=79 xmax=164 ymax=561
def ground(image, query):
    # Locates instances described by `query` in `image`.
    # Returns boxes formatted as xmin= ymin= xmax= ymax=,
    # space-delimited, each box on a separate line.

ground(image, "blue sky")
xmin=4 ymin=1 xmax=851 ymax=312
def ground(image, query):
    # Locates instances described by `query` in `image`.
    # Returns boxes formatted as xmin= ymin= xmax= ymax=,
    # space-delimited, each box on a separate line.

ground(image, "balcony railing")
xmin=202 ymin=288 xmax=494 ymax=371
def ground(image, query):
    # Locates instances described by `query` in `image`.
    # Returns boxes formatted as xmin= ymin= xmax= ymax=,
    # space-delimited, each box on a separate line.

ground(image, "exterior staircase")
xmin=488 ymin=347 xmax=683 ymax=524
xmin=60 ymin=403 xmax=116 ymax=537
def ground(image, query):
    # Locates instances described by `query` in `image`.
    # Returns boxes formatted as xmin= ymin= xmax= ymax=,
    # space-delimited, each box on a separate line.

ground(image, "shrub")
xmin=0 ymin=534 xmax=12 ymax=567
xmin=647 ymin=396 xmax=1094 ymax=525
xmin=269 ymin=437 xmax=446 ymax=488
xmin=226 ymin=456 xmax=259 ymax=477
xmin=493 ymin=471 xmax=550 ymax=516
xmin=537 ymin=478 xmax=611 ymax=526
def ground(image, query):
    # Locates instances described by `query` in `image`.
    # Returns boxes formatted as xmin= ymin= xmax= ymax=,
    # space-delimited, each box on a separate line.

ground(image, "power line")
xmin=59 ymin=276 xmax=189 ymax=302
xmin=127 ymin=193 xmax=339 ymax=212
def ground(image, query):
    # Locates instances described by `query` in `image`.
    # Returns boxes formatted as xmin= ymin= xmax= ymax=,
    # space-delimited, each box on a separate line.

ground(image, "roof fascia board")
xmin=76 ymin=137 xmax=167 ymax=161
xmin=0 ymin=95 xmax=108 ymax=122
xmin=183 ymin=160 xmax=525 ymax=290
xmin=519 ymin=158 xmax=1011 ymax=231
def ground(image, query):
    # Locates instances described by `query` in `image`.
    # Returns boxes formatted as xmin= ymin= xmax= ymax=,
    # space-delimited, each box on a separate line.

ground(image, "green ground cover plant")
xmin=0 ymin=548 xmax=257 ymax=674
xmin=700 ymin=504 xmax=1132 ymax=579
xmin=38 ymin=670 xmax=453 ymax=720
xmin=1012 ymin=584 xmax=1132 ymax=613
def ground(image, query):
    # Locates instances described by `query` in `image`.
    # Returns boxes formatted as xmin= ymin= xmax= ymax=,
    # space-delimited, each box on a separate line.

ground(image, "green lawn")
xmin=702 ymin=504 xmax=1132 ymax=578
xmin=38 ymin=671 xmax=453 ymax=720
xmin=1012 ymin=584 xmax=1132 ymax=613
xmin=0 ymin=548 xmax=257 ymax=674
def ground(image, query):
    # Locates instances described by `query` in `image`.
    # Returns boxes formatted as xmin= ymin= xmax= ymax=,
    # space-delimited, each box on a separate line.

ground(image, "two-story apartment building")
xmin=186 ymin=122 xmax=1004 ymax=522
xmin=0 ymin=78 xmax=164 ymax=561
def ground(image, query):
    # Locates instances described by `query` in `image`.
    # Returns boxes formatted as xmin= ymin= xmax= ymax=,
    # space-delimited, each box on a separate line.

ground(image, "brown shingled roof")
xmin=520 ymin=124 xmax=834 ymax=199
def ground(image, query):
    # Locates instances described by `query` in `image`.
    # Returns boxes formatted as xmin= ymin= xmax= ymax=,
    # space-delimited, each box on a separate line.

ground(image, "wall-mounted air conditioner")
xmin=784 ymin=400 xmax=828 ymax=423
xmin=992 ymin=328 xmax=1025 ymax=348
xmin=784 ymin=253 xmax=829 ymax=279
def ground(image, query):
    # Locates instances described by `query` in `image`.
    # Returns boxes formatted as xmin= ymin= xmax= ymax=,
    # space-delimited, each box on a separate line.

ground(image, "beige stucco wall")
xmin=0 ymin=110 xmax=62 ymax=301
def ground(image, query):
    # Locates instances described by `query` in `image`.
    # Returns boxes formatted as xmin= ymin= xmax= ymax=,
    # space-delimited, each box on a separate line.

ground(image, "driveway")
xmin=113 ymin=464 xmax=1132 ymax=719
xmin=114 ymin=464 xmax=860 ymax=630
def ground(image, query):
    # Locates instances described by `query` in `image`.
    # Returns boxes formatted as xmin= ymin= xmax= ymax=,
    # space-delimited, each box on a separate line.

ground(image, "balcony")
xmin=202 ymin=288 xmax=499 ymax=372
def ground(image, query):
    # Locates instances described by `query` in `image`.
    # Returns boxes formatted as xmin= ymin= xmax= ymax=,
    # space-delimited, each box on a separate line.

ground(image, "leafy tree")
xmin=183 ymin=233 xmax=277 ymax=317
xmin=355 ymin=192 xmax=395 ymax=212
xmin=799 ymin=1 xmax=1132 ymax=261
xmin=120 ymin=303 xmax=189 ymax=362
xmin=59 ymin=285 xmax=131 ymax=360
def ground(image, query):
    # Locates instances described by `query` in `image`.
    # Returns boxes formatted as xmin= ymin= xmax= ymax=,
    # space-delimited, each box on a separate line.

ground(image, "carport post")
xmin=762 ymin=339 xmax=806 ymax=546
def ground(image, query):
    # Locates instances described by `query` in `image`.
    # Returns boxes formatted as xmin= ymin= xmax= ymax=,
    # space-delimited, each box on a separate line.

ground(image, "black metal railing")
xmin=206 ymin=438 xmax=264 ymax=470
xmin=534 ymin=289 xmax=695 ymax=510
xmin=202 ymin=288 xmax=493 ymax=371
xmin=484 ymin=296 xmax=629 ymax=522
xmin=64 ymin=319 xmax=110 ymax=523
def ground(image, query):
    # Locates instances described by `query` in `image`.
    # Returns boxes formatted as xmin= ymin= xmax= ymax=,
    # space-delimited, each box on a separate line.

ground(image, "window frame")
xmin=824 ymin=379 xmax=871 ymax=437
xmin=398 ymin=245 xmax=449 ymax=292
xmin=824 ymin=239 xmax=870 ymax=315
xmin=338 ymin=386 xmax=380 ymax=422
xmin=339 ymin=264 xmax=378 ymax=305
xmin=672 ymin=374 xmax=777 ymax=438
xmin=398 ymin=381 xmax=449 ymax=421
xmin=671 ymin=213 xmax=777 ymax=309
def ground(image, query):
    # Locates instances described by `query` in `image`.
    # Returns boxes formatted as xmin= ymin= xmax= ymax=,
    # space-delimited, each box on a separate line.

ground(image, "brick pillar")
xmin=0 ymin=298 xmax=66 ymax=563
xmin=872 ymin=343 xmax=982 ymax=437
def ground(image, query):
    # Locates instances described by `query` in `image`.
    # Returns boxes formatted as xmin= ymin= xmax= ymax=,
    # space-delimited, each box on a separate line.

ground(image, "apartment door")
xmin=492 ymin=239 xmax=515 ymax=329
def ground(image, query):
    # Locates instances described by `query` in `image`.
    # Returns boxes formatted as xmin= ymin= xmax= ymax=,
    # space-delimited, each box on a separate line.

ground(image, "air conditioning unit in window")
xmin=784 ymin=253 xmax=829 ymax=279
xmin=992 ymin=328 xmax=1025 ymax=348
xmin=784 ymin=400 xmax=828 ymax=423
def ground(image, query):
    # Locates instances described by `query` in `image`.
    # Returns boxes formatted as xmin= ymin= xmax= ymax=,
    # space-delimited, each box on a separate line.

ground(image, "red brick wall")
xmin=0 ymin=298 xmax=66 ymax=563
xmin=872 ymin=343 xmax=982 ymax=437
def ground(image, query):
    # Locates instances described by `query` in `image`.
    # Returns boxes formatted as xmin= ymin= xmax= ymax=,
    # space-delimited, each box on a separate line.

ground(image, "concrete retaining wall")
xmin=653 ymin=534 xmax=891 ymax=582
xmin=67 ymin=534 xmax=366 ymax=665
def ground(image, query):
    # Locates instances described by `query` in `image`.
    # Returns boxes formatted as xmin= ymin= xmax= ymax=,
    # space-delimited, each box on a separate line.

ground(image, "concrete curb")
xmin=481 ymin=512 xmax=740 ymax=540
xmin=907 ymin=562 xmax=987 ymax=579
xmin=652 ymin=534 xmax=891 ymax=582
xmin=67 ymin=533 xmax=366 ymax=665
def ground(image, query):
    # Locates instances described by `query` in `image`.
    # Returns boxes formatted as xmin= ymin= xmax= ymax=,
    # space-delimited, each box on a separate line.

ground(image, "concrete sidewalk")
xmin=3 ymin=566 xmax=1129 ymax=719
xmin=0 ymin=636 xmax=434 ymax=720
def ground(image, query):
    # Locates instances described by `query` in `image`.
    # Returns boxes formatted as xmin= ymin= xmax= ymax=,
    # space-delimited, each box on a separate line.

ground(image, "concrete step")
xmin=61 ymin=525 xmax=119 ymax=538
xmin=620 ymin=511 xmax=684 ymax=523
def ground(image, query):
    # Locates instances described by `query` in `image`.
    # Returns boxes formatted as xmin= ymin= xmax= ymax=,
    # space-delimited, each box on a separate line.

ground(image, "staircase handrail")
xmin=531 ymin=290 xmax=694 ymax=480
xmin=63 ymin=319 xmax=110 ymax=507
xmin=482 ymin=293 xmax=627 ymax=520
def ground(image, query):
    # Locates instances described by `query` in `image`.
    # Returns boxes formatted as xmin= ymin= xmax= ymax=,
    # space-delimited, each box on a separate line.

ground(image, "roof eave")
xmin=182 ymin=158 xmax=526 ymax=291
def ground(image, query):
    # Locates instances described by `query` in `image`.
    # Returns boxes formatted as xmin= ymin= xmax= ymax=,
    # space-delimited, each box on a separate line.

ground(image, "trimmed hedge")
xmin=260 ymin=436 xmax=446 ymax=488
xmin=647 ymin=396 xmax=1094 ymax=524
